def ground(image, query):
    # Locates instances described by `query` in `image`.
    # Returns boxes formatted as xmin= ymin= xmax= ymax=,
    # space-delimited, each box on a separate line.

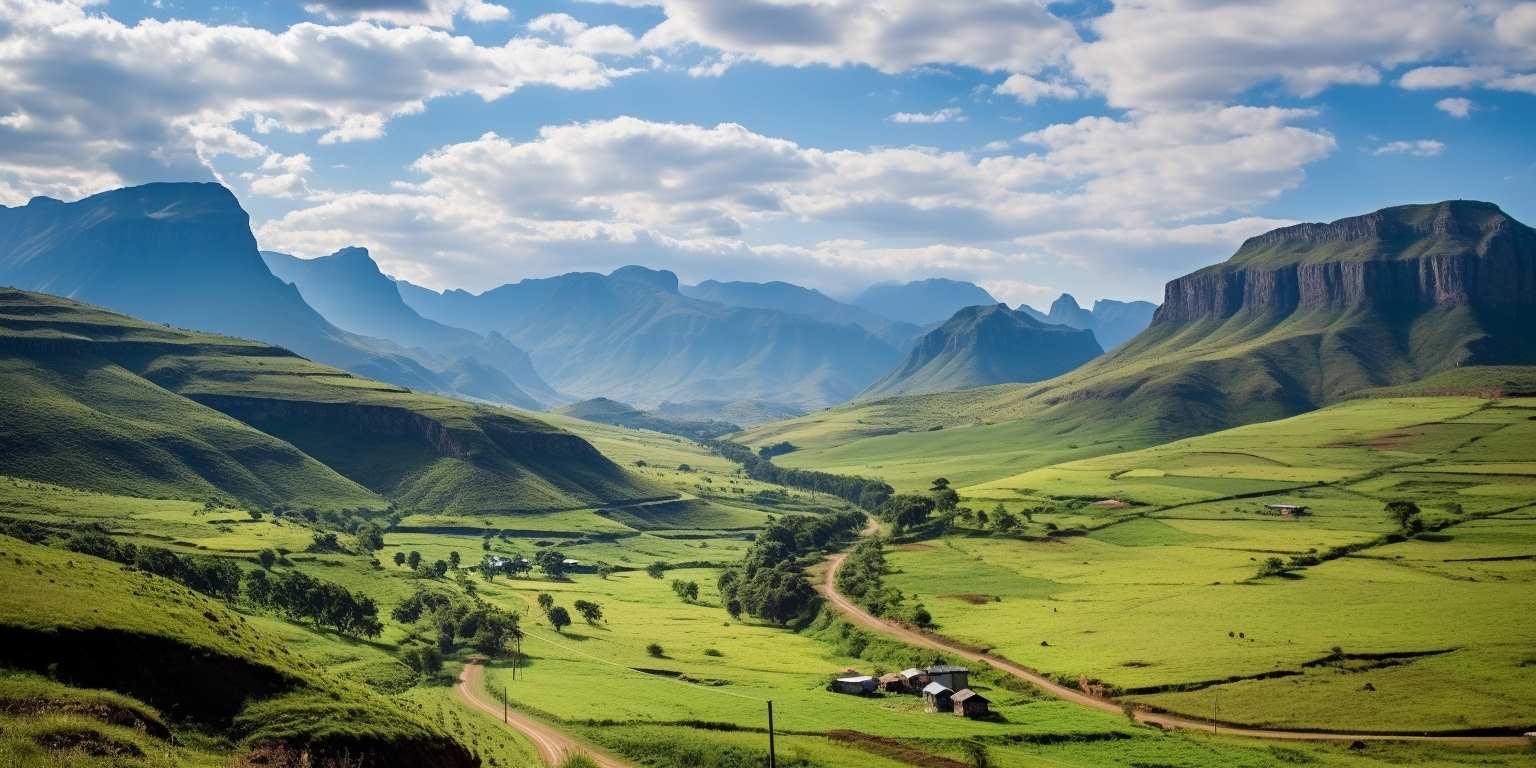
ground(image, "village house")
xmin=922 ymin=682 xmax=953 ymax=712
xmin=878 ymin=672 xmax=907 ymax=692
xmin=898 ymin=668 xmax=927 ymax=688
xmin=1262 ymin=503 xmax=1311 ymax=517
xmin=832 ymin=675 xmax=877 ymax=695
xmin=925 ymin=664 xmax=969 ymax=691
xmin=951 ymin=689 xmax=990 ymax=718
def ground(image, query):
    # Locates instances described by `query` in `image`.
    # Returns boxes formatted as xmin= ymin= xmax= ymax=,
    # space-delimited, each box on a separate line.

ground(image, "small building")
xmin=898 ymin=667 xmax=927 ymax=688
xmin=951 ymin=689 xmax=990 ymax=718
xmin=832 ymin=675 xmax=877 ymax=695
xmin=922 ymin=682 xmax=953 ymax=712
xmin=878 ymin=672 xmax=907 ymax=692
xmin=925 ymin=664 xmax=969 ymax=691
xmin=1263 ymin=504 xmax=1310 ymax=517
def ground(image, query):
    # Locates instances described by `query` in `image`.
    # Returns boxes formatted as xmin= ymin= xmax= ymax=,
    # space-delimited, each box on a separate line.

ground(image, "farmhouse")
xmin=878 ymin=672 xmax=907 ymax=692
xmin=925 ymin=664 xmax=969 ymax=691
xmin=1262 ymin=504 xmax=1311 ymax=516
xmin=922 ymin=682 xmax=953 ymax=712
xmin=832 ymin=675 xmax=877 ymax=695
xmin=951 ymin=689 xmax=990 ymax=718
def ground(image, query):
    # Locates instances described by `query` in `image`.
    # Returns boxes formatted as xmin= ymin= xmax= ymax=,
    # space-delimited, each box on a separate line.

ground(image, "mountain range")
xmin=680 ymin=279 xmax=922 ymax=346
xmin=859 ymin=303 xmax=1103 ymax=400
xmin=1019 ymin=294 xmax=1158 ymax=350
xmin=851 ymin=278 xmax=999 ymax=326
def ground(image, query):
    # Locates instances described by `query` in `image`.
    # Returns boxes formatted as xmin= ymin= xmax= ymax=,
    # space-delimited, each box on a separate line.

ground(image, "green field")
xmin=878 ymin=395 xmax=1536 ymax=733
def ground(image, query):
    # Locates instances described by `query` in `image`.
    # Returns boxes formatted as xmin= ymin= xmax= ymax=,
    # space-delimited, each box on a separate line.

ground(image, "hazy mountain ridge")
xmin=1019 ymin=293 xmax=1158 ymax=350
xmin=399 ymin=266 xmax=904 ymax=409
xmin=859 ymin=303 xmax=1103 ymax=400
xmin=851 ymin=278 xmax=999 ymax=325
xmin=262 ymin=247 xmax=562 ymax=408
xmin=682 ymin=279 xmax=923 ymax=345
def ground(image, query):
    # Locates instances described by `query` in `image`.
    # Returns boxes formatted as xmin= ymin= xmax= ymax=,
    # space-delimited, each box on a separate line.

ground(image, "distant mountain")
xmin=851 ymin=278 xmax=998 ymax=325
xmin=1017 ymin=293 xmax=1158 ymax=350
xmin=682 ymin=279 xmax=922 ymax=345
xmin=262 ymin=247 xmax=561 ymax=408
xmin=556 ymin=397 xmax=738 ymax=441
xmin=0 ymin=183 xmax=510 ymax=399
xmin=398 ymin=266 xmax=903 ymax=409
xmin=653 ymin=399 xmax=806 ymax=428
xmin=0 ymin=288 xmax=660 ymax=514
xmin=859 ymin=304 xmax=1102 ymax=400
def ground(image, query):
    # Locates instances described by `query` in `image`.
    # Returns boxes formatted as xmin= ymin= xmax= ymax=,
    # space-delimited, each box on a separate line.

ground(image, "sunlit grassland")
xmin=880 ymin=396 xmax=1536 ymax=732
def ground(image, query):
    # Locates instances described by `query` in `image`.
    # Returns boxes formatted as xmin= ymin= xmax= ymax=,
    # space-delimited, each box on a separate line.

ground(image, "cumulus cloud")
xmin=1371 ymin=139 xmax=1445 ymax=157
xmin=0 ymin=0 xmax=617 ymax=202
xmin=528 ymin=13 xmax=643 ymax=55
xmin=1435 ymin=97 xmax=1475 ymax=118
xmin=303 ymin=0 xmax=511 ymax=28
xmin=888 ymin=108 xmax=967 ymax=124
xmin=259 ymin=110 xmax=1333 ymax=297
xmin=994 ymin=73 xmax=1078 ymax=104
xmin=636 ymin=0 xmax=1079 ymax=74
xmin=1398 ymin=65 xmax=1536 ymax=94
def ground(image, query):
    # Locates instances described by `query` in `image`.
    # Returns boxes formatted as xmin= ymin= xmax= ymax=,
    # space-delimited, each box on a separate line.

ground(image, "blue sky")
xmin=1 ymin=0 xmax=1533 ymax=306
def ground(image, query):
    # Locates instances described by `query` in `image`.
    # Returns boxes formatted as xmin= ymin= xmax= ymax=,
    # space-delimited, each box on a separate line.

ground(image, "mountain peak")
xmin=322 ymin=246 xmax=386 ymax=278
xmin=1049 ymin=293 xmax=1082 ymax=313
xmin=609 ymin=265 xmax=679 ymax=293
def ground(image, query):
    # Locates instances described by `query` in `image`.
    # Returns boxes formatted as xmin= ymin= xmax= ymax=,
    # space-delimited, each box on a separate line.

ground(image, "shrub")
xmin=646 ymin=643 xmax=665 ymax=658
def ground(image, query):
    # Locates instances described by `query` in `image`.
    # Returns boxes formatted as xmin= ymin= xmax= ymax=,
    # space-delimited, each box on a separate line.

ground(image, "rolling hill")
xmin=555 ymin=397 xmax=738 ymax=441
xmin=262 ymin=247 xmax=561 ymax=408
xmin=858 ymin=303 xmax=1102 ymax=399
xmin=850 ymin=278 xmax=998 ymax=325
xmin=398 ymin=265 xmax=903 ymax=409
xmin=741 ymin=200 xmax=1536 ymax=487
xmin=0 ymin=288 xmax=660 ymax=514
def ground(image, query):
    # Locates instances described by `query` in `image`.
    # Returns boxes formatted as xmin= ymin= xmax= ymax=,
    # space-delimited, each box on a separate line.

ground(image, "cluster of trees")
xmin=836 ymin=538 xmax=932 ymax=626
xmin=68 ymin=532 xmax=241 ymax=601
xmin=757 ymin=441 xmax=797 ymax=459
xmin=392 ymin=588 xmax=521 ymax=669
xmin=956 ymin=502 xmax=1033 ymax=533
xmin=1386 ymin=500 xmax=1424 ymax=534
xmin=247 ymin=569 xmax=382 ymax=638
xmin=707 ymin=440 xmax=893 ymax=510
xmin=671 ymin=579 xmax=700 ymax=603
xmin=716 ymin=510 xmax=864 ymax=626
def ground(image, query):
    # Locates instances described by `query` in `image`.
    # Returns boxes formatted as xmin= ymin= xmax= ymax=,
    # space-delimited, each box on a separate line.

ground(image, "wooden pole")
xmin=767 ymin=700 xmax=776 ymax=768
xmin=503 ymin=686 xmax=507 ymax=724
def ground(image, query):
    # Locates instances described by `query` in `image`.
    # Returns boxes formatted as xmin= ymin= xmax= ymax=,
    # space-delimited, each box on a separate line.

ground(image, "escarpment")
xmin=1155 ymin=201 xmax=1536 ymax=325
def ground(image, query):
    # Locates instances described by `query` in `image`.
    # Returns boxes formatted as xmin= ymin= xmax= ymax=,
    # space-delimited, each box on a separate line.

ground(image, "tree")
xmin=536 ymin=550 xmax=568 ymax=579
xmin=1256 ymin=557 xmax=1287 ymax=578
xmin=401 ymin=644 xmax=442 ymax=676
xmin=993 ymin=511 xmax=1019 ymax=532
xmin=448 ymin=551 xmax=461 ymax=570
xmin=355 ymin=522 xmax=384 ymax=553
xmin=645 ymin=561 xmax=667 ymax=579
xmin=574 ymin=599 xmax=604 ymax=625
xmin=258 ymin=549 xmax=277 ymax=570
xmin=1385 ymin=500 xmax=1423 ymax=533
xmin=537 ymin=593 xmax=555 ymax=615
xmin=930 ymin=477 xmax=951 ymax=491
xmin=646 ymin=642 xmax=664 ymax=658
xmin=547 ymin=606 xmax=572 ymax=632
xmin=407 ymin=550 xmax=422 ymax=570
xmin=671 ymin=579 xmax=699 ymax=603
xmin=246 ymin=568 xmax=272 ymax=606
xmin=431 ymin=560 xmax=449 ymax=578
xmin=878 ymin=494 xmax=936 ymax=532
xmin=393 ymin=551 xmax=406 ymax=567
xmin=597 ymin=562 xmax=618 ymax=580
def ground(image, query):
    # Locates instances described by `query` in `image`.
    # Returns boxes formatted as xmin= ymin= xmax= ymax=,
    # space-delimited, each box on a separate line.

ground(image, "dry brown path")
xmin=456 ymin=659 xmax=634 ymax=767
xmin=818 ymin=551 xmax=1529 ymax=747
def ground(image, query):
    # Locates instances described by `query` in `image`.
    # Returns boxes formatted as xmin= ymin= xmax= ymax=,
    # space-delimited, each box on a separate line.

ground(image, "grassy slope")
xmin=882 ymin=394 xmax=1536 ymax=732
xmin=0 ymin=288 xmax=659 ymax=514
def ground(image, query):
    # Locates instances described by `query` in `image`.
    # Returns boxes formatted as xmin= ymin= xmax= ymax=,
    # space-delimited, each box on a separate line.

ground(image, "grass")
xmin=878 ymin=395 xmax=1536 ymax=733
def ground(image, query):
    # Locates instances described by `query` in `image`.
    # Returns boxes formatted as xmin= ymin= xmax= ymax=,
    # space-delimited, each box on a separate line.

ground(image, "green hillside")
xmin=0 ymin=288 xmax=660 ymax=514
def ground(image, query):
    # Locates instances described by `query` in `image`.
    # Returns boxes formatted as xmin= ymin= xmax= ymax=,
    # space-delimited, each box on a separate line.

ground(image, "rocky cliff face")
xmin=1155 ymin=201 xmax=1536 ymax=325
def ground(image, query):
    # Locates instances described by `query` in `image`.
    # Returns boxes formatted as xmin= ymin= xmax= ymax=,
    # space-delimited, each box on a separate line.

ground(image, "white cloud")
xmin=1069 ymin=1 xmax=1507 ymax=109
xmin=259 ymin=110 xmax=1334 ymax=298
xmin=0 ymin=0 xmax=618 ymax=202
xmin=994 ymin=73 xmax=1078 ymax=104
xmin=636 ymin=0 xmax=1079 ymax=74
xmin=1398 ymin=64 xmax=1536 ymax=94
xmin=528 ymin=13 xmax=642 ymax=55
xmin=302 ymin=0 xmax=511 ymax=29
xmin=888 ymin=108 xmax=967 ymax=124
xmin=1435 ymin=97 xmax=1475 ymax=118
xmin=1371 ymin=139 xmax=1445 ymax=157
xmin=243 ymin=153 xmax=318 ymax=200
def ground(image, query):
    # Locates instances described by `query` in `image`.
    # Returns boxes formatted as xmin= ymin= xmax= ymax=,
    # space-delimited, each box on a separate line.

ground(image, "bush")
xmin=646 ymin=642 xmax=665 ymax=658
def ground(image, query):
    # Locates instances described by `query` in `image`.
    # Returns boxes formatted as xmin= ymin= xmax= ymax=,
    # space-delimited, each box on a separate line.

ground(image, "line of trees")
xmin=246 ymin=568 xmax=382 ymax=638
xmin=392 ymin=588 xmax=522 ymax=669
xmin=706 ymin=440 xmax=893 ymax=510
xmin=835 ymin=538 xmax=931 ymax=626
xmin=716 ymin=510 xmax=864 ymax=626
xmin=68 ymin=532 xmax=241 ymax=601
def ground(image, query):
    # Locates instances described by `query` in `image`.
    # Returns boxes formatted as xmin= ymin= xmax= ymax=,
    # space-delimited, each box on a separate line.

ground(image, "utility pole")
xmin=503 ymin=686 xmax=507 ymax=724
xmin=767 ymin=700 xmax=776 ymax=768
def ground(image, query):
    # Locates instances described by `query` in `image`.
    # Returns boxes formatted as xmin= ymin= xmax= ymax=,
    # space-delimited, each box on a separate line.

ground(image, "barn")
xmin=925 ymin=664 xmax=969 ymax=691
xmin=922 ymin=682 xmax=953 ymax=712
xmin=832 ymin=675 xmax=877 ymax=695
xmin=951 ymin=689 xmax=990 ymax=718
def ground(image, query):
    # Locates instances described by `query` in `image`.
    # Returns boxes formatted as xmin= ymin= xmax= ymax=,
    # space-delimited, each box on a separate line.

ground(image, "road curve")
xmin=817 ymin=551 xmax=1530 ymax=747
xmin=456 ymin=659 xmax=634 ymax=768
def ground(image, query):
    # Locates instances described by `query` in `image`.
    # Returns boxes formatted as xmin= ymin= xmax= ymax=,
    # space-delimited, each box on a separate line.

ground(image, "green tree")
xmin=393 ymin=551 xmax=406 ymax=567
xmin=536 ymin=550 xmax=567 ymax=579
xmin=547 ymin=606 xmax=572 ymax=632
xmin=1256 ymin=557 xmax=1287 ymax=578
xmin=878 ymin=494 xmax=936 ymax=532
xmin=597 ymin=562 xmax=618 ymax=580
xmin=431 ymin=560 xmax=449 ymax=578
xmin=257 ymin=549 xmax=277 ymax=570
xmin=646 ymin=642 xmax=664 ymax=658
xmin=355 ymin=522 xmax=384 ymax=553
xmin=671 ymin=579 xmax=700 ymax=603
xmin=448 ymin=550 xmax=461 ymax=570
xmin=537 ymin=593 xmax=555 ymax=615
xmin=1385 ymin=500 xmax=1423 ymax=533
xmin=574 ymin=599 xmax=604 ymax=625
xmin=407 ymin=550 xmax=422 ymax=570
xmin=645 ymin=561 xmax=667 ymax=579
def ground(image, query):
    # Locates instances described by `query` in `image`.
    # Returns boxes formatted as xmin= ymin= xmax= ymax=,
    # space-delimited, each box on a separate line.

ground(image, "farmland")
xmin=875 ymin=395 xmax=1536 ymax=734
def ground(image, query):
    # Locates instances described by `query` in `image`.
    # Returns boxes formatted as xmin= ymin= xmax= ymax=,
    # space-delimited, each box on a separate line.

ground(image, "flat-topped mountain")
xmin=859 ymin=303 xmax=1102 ymax=399
xmin=851 ymin=278 xmax=998 ymax=326
xmin=263 ymin=247 xmax=560 ymax=408
xmin=398 ymin=266 xmax=903 ymax=409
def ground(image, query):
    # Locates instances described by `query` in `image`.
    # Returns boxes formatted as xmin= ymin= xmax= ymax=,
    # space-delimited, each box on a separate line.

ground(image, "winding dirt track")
xmin=818 ymin=551 xmax=1530 ymax=747
xmin=456 ymin=659 xmax=633 ymax=768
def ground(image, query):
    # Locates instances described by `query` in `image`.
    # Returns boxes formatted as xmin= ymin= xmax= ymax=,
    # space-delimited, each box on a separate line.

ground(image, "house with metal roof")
xmin=832 ymin=675 xmax=877 ymax=695
xmin=951 ymin=688 xmax=990 ymax=718
xmin=922 ymin=682 xmax=953 ymax=712
xmin=925 ymin=664 xmax=969 ymax=691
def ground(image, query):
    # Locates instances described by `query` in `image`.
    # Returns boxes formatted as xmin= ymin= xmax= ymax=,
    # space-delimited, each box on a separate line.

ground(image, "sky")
xmin=1 ymin=0 xmax=1534 ymax=306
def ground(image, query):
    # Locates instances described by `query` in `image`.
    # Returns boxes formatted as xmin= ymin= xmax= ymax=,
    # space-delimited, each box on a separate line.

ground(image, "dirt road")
xmin=817 ymin=551 xmax=1530 ymax=747
xmin=456 ymin=659 xmax=633 ymax=767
